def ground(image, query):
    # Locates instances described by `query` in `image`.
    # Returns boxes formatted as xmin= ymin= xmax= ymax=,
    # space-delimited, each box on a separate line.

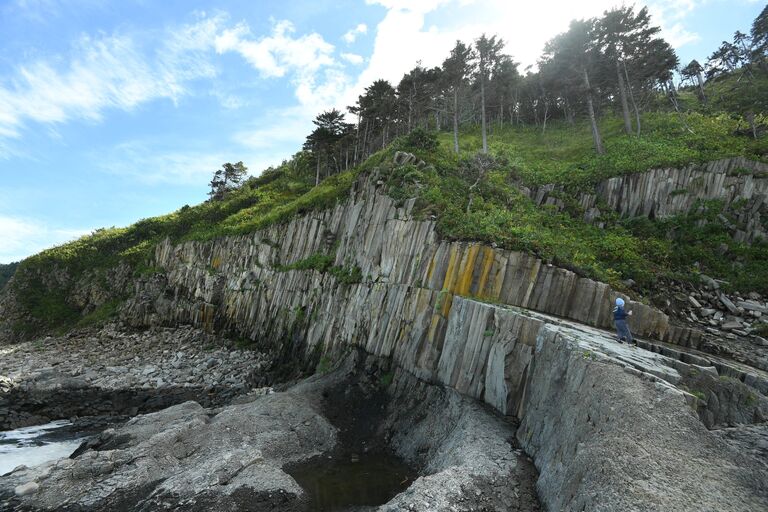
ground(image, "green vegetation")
xmin=378 ymin=119 xmax=768 ymax=292
xmin=8 ymin=106 xmax=768 ymax=338
xmin=275 ymin=252 xmax=362 ymax=285
xmin=76 ymin=299 xmax=122 ymax=328
xmin=316 ymin=355 xmax=333 ymax=374
xmin=443 ymin=112 xmax=767 ymax=189
xmin=379 ymin=371 xmax=395 ymax=387
xmin=753 ymin=322 xmax=768 ymax=337
xmin=691 ymin=390 xmax=707 ymax=401
xmin=0 ymin=262 xmax=18 ymax=290
xmin=275 ymin=253 xmax=335 ymax=273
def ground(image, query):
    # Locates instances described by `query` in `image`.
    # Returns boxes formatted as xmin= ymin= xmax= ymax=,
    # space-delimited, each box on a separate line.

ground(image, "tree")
xmin=681 ymin=59 xmax=706 ymax=101
xmin=596 ymin=6 xmax=674 ymax=136
xmin=397 ymin=64 xmax=442 ymax=132
xmin=442 ymin=40 xmax=474 ymax=154
xmin=541 ymin=19 xmax=605 ymax=154
xmin=706 ymin=40 xmax=741 ymax=79
xmin=208 ymin=162 xmax=248 ymax=200
xmin=304 ymin=109 xmax=349 ymax=185
xmin=474 ymin=34 xmax=505 ymax=153
xmin=752 ymin=5 xmax=768 ymax=68
xmin=489 ymin=55 xmax=520 ymax=128
xmin=351 ymin=79 xmax=397 ymax=158
xmin=463 ymin=153 xmax=498 ymax=213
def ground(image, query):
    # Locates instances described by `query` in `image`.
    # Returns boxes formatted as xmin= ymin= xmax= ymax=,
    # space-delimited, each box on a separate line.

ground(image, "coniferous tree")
xmin=681 ymin=59 xmax=707 ymax=101
xmin=540 ymin=19 xmax=605 ymax=154
xmin=596 ymin=6 xmax=673 ymax=136
xmin=442 ymin=41 xmax=474 ymax=154
xmin=208 ymin=162 xmax=247 ymax=200
xmin=752 ymin=5 xmax=768 ymax=69
xmin=474 ymin=34 xmax=505 ymax=153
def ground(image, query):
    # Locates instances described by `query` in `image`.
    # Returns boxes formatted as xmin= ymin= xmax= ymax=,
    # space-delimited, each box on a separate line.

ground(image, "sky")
xmin=0 ymin=0 xmax=764 ymax=263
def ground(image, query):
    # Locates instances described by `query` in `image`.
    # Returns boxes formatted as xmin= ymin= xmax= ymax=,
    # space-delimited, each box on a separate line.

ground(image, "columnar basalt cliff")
xmin=526 ymin=157 xmax=768 ymax=242
xmin=122 ymin=172 xmax=700 ymax=351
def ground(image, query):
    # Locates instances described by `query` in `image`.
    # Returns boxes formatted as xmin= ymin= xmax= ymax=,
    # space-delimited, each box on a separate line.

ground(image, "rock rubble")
xmin=0 ymin=325 xmax=269 ymax=429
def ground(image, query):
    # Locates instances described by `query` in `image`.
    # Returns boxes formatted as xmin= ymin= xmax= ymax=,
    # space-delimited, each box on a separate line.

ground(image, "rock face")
xmin=0 ymin=395 xmax=333 ymax=511
xmin=526 ymin=157 xmax=768 ymax=243
xmin=121 ymin=172 xmax=700 ymax=360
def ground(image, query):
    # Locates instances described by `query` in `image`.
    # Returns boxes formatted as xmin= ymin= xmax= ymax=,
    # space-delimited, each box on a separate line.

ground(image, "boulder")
xmin=719 ymin=294 xmax=738 ymax=314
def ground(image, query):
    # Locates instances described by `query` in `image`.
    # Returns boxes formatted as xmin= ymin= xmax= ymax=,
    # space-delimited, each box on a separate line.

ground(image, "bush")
xmin=403 ymin=128 xmax=439 ymax=151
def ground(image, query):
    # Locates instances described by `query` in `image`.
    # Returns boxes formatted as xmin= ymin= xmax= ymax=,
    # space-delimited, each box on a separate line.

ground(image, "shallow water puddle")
xmin=0 ymin=420 xmax=86 ymax=475
xmin=286 ymin=451 xmax=415 ymax=511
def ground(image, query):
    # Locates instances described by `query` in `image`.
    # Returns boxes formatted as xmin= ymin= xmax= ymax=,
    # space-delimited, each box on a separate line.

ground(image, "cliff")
xmin=526 ymin=157 xmax=768 ymax=243
xmin=2 ymin=159 xmax=768 ymax=510
xmin=120 ymin=171 xmax=700 ymax=353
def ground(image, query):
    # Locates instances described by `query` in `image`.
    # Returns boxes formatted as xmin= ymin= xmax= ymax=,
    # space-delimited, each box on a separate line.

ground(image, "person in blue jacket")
xmin=613 ymin=297 xmax=634 ymax=345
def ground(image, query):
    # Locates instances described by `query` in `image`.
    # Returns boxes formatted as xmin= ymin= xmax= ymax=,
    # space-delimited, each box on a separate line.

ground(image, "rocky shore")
xmin=0 ymin=325 xmax=269 ymax=430
xmin=0 ymin=351 xmax=542 ymax=512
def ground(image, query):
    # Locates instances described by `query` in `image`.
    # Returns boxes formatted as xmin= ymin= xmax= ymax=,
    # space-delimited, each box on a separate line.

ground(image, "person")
xmin=613 ymin=297 xmax=634 ymax=345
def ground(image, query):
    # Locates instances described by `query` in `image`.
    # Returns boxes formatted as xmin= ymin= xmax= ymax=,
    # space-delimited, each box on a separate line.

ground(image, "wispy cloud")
xmin=342 ymin=23 xmax=368 ymax=44
xmin=0 ymin=14 xmax=223 ymax=141
xmin=0 ymin=215 xmax=90 ymax=263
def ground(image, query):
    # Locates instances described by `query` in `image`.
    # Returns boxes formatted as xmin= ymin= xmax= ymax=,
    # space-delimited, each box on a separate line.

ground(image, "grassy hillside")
xmin=446 ymin=111 xmax=767 ymax=188
xmin=7 ymin=110 xmax=768 ymax=336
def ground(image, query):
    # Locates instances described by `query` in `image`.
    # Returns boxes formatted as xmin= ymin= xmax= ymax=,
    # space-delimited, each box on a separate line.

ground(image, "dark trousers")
xmin=615 ymin=319 xmax=633 ymax=343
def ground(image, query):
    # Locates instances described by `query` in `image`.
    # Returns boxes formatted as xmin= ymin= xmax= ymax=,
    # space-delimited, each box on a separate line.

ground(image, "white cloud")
xmin=0 ymin=215 xmax=89 ymax=263
xmin=214 ymin=19 xmax=354 ymax=119
xmin=0 ymin=15 xmax=223 ymax=140
xmin=214 ymin=19 xmax=335 ymax=78
xmin=342 ymin=23 xmax=368 ymax=43
xmin=341 ymin=53 xmax=365 ymax=65
xmin=646 ymin=0 xmax=701 ymax=48
xmin=357 ymin=0 xmax=705 ymax=92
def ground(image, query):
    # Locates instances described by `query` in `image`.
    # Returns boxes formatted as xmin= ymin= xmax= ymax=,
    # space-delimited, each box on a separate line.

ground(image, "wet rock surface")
xmin=0 ymin=352 xmax=542 ymax=512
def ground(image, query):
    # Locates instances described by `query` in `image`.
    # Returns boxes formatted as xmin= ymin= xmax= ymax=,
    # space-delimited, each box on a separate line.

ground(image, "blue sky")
xmin=0 ymin=0 xmax=764 ymax=263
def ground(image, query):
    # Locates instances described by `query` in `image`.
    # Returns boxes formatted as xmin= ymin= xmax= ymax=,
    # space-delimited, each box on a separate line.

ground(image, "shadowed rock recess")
xmin=2 ymin=163 xmax=768 ymax=511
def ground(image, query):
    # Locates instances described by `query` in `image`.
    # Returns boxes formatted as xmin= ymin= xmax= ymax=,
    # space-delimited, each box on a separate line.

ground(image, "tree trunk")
xmin=453 ymin=87 xmax=460 ymax=154
xmin=480 ymin=74 xmax=488 ymax=153
xmin=466 ymin=179 xmax=481 ymax=213
xmin=499 ymin=94 xmax=504 ymax=128
xmin=315 ymin=158 xmax=320 ymax=186
xmin=696 ymin=72 xmax=707 ymax=102
xmin=361 ymin=121 xmax=369 ymax=161
xmin=382 ymin=123 xmax=387 ymax=150
xmin=583 ymin=68 xmax=604 ymax=155
xmin=616 ymin=59 xmax=633 ymax=135
xmin=353 ymin=114 xmax=360 ymax=165
xmin=541 ymin=100 xmax=549 ymax=134
xmin=746 ymin=112 xmax=758 ymax=139
xmin=622 ymin=61 xmax=641 ymax=136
